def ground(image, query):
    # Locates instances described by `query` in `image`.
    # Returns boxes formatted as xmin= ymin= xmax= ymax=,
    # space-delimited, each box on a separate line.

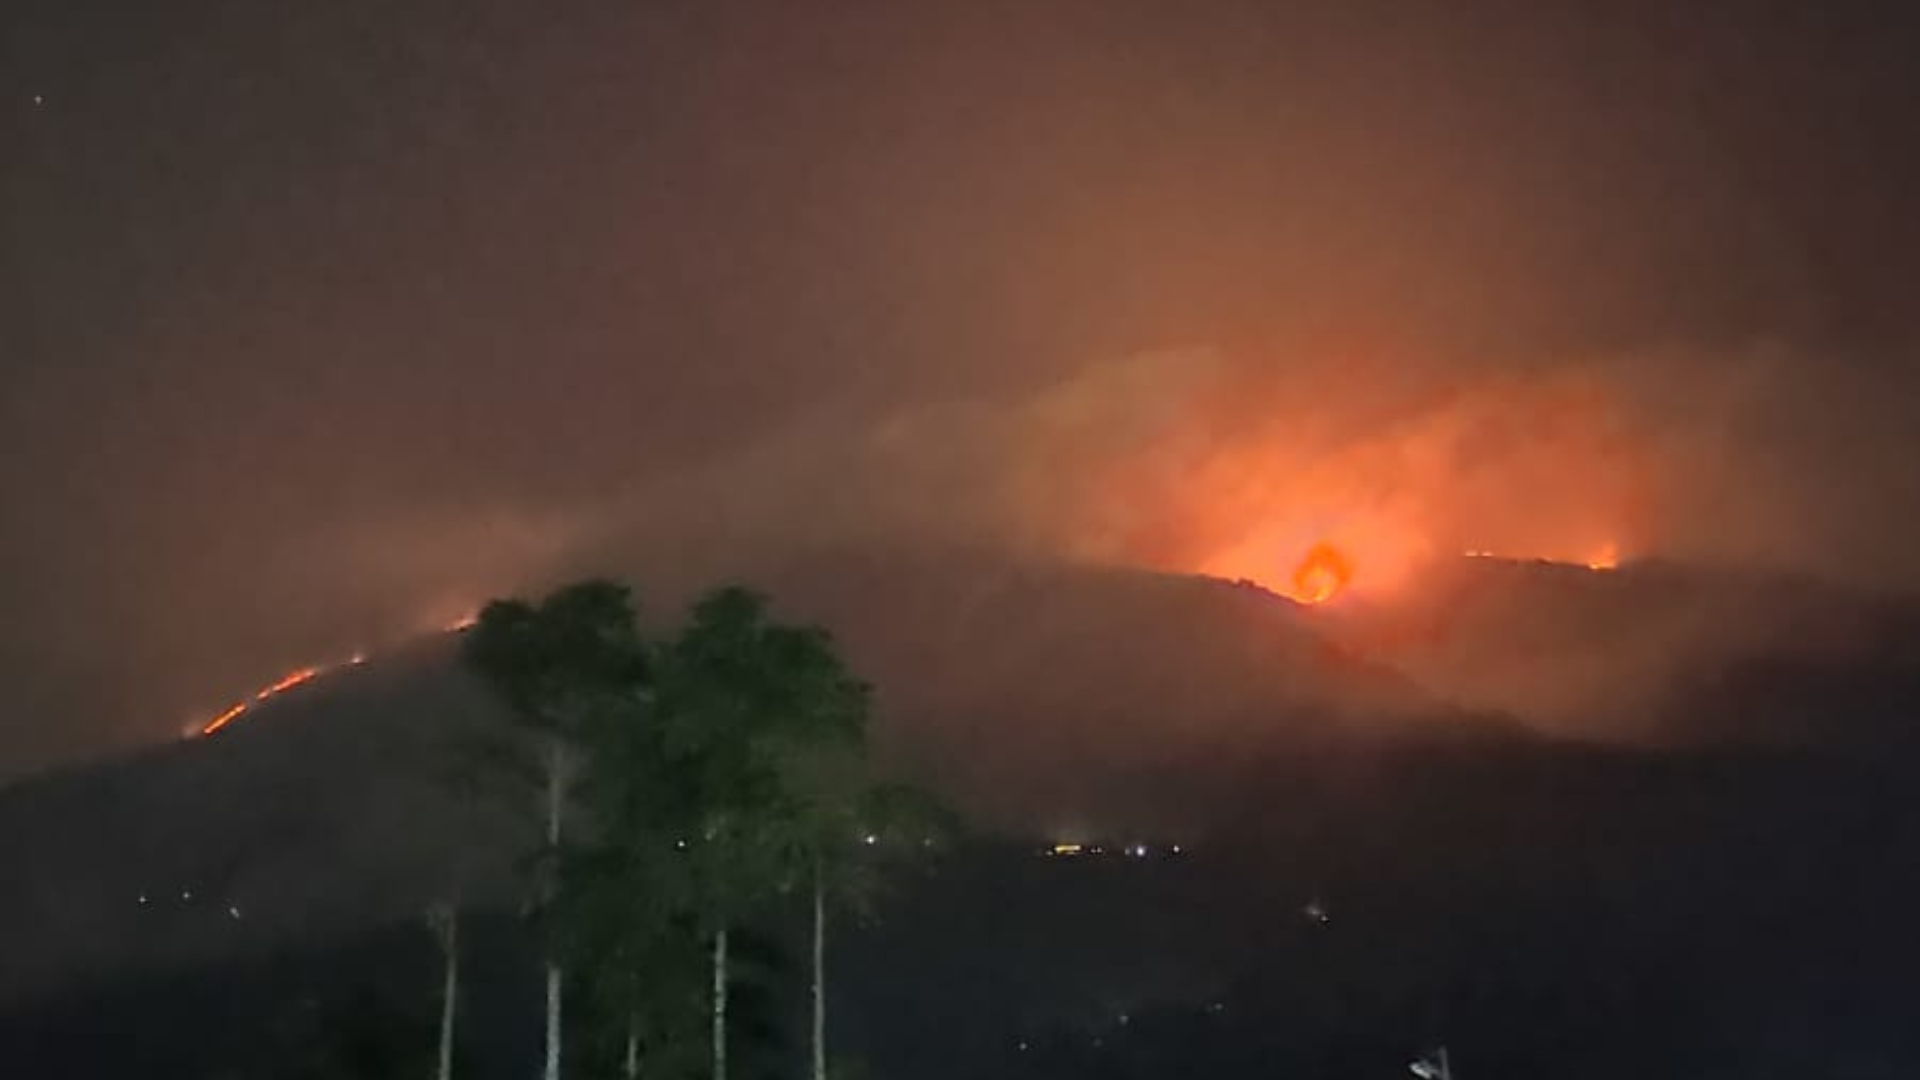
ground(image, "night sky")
xmin=6 ymin=0 xmax=1920 ymax=772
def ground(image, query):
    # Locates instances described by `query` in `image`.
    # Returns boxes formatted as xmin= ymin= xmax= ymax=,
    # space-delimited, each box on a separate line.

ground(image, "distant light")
xmin=31 ymin=93 xmax=45 ymax=107
xmin=863 ymin=833 xmax=878 ymax=846
xmin=136 ymin=893 xmax=148 ymax=906
xmin=227 ymin=905 xmax=242 ymax=919
xmin=349 ymin=651 xmax=368 ymax=666
xmin=675 ymin=838 xmax=689 ymax=850
xmin=1051 ymin=842 xmax=1083 ymax=856
xmin=1171 ymin=844 xmax=1183 ymax=854
xmin=181 ymin=889 xmax=193 ymax=901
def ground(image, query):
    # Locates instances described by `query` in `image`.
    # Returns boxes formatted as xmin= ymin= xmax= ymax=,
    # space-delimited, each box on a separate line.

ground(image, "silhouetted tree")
xmin=649 ymin=587 xmax=868 ymax=1080
xmin=799 ymin=781 xmax=957 ymax=1080
xmin=427 ymin=903 xmax=460 ymax=1080
xmin=463 ymin=580 xmax=650 ymax=1080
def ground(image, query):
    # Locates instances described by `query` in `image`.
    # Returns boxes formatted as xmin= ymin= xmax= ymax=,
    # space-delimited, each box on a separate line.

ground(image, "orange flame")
xmin=202 ymin=664 xmax=324 ymax=737
xmin=200 ymin=701 xmax=249 ymax=736
xmin=1290 ymin=542 xmax=1354 ymax=604
xmin=1585 ymin=542 xmax=1619 ymax=571
xmin=1459 ymin=544 xmax=1622 ymax=571
xmin=254 ymin=667 xmax=318 ymax=700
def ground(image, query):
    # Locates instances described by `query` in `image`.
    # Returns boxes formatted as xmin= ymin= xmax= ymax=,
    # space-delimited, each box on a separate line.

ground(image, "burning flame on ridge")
xmin=199 ymin=701 xmax=249 ymax=736
xmin=1464 ymin=542 xmax=1621 ymax=572
xmin=198 ymin=664 xmax=319 ymax=737
xmin=1208 ymin=529 xmax=1625 ymax=608
xmin=196 ymin=607 xmax=481 ymax=738
xmin=1290 ymin=542 xmax=1354 ymax=604
xmin=254 ymin=667 xmax=318 ymax=700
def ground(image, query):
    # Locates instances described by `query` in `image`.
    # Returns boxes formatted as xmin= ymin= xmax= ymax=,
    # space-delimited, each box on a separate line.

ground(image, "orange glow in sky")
xmin=1290 ymin=542 xmax=1355 ymax=604
xmin=1585 ymin=542 xmax=1620 ymax=571
xmin=1197 ymin=508 xmax=1436 ymax=605
xmin=1074 ymin=358 xmax=1647 ymax=603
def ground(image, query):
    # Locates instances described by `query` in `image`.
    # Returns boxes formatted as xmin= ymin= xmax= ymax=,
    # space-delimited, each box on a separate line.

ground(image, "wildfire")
xmin=199 ymin=701 xmax=249 ymax=736
xmin=253 ymin=667 xmax=318 ymax=700
xmin=1290 ymin=542 xmax=1354 ymax=605
xmin=196 ymin=606 xmax=479 ymax=738
xmin=200 ymin=664 xmax=326 ymax=737
xmin=1458 ymin=543 xmax=1622 ymax=572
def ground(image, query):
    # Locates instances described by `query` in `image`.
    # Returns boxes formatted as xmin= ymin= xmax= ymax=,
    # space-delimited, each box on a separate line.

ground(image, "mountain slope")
xmin=1320 ymin=554 xmax=1920 ymax=745
xmin=4 ymin=549 xmax=1919 ymax=1077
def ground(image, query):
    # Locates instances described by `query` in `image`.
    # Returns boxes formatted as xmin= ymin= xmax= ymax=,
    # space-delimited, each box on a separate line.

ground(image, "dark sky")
xmin=5 ymin=0 xmax=1920 ymax=773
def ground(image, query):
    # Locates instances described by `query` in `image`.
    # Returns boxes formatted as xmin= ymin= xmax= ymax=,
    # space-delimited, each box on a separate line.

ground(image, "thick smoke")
xmin=5 ymin=0 xmax=1920 ymax=772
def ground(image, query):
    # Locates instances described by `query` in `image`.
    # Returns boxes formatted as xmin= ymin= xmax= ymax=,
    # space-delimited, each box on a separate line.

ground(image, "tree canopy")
xmin=459 ymin=578 xmax=952 ymax=1080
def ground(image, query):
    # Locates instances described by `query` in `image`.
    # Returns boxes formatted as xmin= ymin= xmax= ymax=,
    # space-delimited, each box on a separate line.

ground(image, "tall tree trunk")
xmin=711 ymin=926 xmax=729 ymax=1080
xmin=623 ymin=1009 xmax=640 ymax=1080
xmin=810 ymin=863 xmax=827 ymax=1080
xmin=434 ymin=908 xmax=459 ymax=1080
xmin=543 ymin=963 xmax=562 ymax=1080
xmin=543 ymin=741 xmax=566 ymax=1080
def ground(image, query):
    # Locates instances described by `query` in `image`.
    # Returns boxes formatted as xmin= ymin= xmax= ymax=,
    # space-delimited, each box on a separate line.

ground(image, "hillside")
xmin=1321 ymin=554 xmax=1920 ymax=745
xmin=2 ymin=550 xmax=1918 ymax=1076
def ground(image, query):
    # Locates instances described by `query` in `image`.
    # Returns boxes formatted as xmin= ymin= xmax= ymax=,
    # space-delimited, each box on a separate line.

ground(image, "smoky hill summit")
xmin=1 ymin=549 xmax=1917 ymax=1077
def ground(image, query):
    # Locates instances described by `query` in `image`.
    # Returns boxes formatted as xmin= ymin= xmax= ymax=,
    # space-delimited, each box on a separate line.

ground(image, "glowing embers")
xmin=194 ymin=605 xmax=476 ymax=738
xmin=254 ymin=667 xmax=318 ymax=700
xmin=199 ymin=665 xmax=323 ymax=736
xmin=1289 ymin=542 xmax=1354 ymax=604
xmin=199 ymin=701 xmax=249 ymax=736
xmin=1460 ymin=543 xmax=1622 ymax=572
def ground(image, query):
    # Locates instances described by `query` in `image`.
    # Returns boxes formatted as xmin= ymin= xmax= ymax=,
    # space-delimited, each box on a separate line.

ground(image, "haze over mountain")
xmin=10 ymin=0 xmax=1920 ymax=776
xmin=5 ymin=547 xmax=1916 ymax=1002
xmin=2 ymin=549 xmax=1916 ymax=1076
xmin=8 ymin=2 xmax=1920 ymax=1073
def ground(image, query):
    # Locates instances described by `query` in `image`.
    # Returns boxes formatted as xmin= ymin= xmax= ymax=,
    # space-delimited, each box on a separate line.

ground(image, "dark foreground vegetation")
xmin=7 ymin=735 xmax=1917 ymax=1078
xmin=3 ymin=561 xmax=1918 ymax=1078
